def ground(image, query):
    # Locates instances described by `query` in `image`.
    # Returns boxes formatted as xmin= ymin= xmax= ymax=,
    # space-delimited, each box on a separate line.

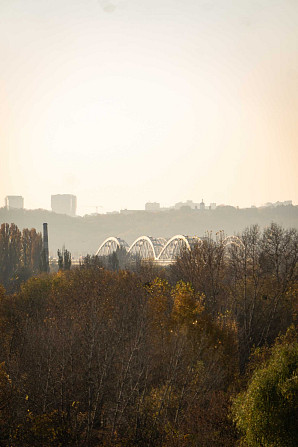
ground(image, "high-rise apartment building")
xmin=51 ymin=194 xmax=77 ymax=216
xmin=5 ymin=195 xmax=24 ymax=210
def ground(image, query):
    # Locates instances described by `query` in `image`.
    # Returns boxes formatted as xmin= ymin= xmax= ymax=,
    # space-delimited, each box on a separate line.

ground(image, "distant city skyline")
xmin=1 ymin=194 xmax=294 ymax=216
xmin=1 ymin=1 xmax=297 ymax=216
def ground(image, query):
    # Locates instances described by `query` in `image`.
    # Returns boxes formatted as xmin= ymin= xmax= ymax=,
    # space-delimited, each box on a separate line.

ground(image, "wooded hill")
xmin=0 ymin=205 xmax=297 ymax=257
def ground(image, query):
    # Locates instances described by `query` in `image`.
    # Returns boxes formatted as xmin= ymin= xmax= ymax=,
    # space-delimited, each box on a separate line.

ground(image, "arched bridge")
xmin=95 ymin=235 xmax=243 ymax=264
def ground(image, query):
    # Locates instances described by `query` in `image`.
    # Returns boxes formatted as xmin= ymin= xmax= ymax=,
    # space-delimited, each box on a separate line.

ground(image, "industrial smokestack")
xmin=42 ymin=223 xmax=49 ymax=272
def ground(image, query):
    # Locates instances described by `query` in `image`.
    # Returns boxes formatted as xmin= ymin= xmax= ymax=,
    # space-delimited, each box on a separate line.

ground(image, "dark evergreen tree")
xmin=57 ymin=247 xmax=72 ymax=271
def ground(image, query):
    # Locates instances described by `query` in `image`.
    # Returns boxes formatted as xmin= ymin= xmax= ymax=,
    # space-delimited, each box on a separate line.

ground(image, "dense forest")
xmin=0 ymin=223 xmax=297 ymax=446
xmin=0 ymin=205 xmax=297 ymax=257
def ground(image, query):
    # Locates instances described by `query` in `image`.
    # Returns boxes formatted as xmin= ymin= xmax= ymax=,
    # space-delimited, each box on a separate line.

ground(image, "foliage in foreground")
xmin=0 ymin=223 xmax=297 ymax=446
xmin=232 ymin=327 xmax=298 ymax=447
xmin=0 ymin=268 xmax=239 ymax=446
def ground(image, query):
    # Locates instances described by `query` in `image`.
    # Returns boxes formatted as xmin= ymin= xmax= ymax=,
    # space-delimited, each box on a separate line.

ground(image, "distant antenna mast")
xmin=42 ymin=223 xmax=49 ymax=272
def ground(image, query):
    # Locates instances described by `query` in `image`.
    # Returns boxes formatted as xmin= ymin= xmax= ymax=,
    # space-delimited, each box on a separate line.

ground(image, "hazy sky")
xmin=1 ymin=0 xmax=297 ymax=215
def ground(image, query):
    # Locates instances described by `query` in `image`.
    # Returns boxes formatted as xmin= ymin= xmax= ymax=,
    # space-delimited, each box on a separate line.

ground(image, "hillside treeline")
xmin=1 ymin=204 xmax=297 ymax=256
xmin=0 ymin=223 xmax=297 ymax=446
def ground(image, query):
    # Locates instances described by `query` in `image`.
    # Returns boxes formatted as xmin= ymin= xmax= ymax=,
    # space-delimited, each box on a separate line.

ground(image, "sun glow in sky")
xmin=1 ymin=0 xmax=298 ymax=215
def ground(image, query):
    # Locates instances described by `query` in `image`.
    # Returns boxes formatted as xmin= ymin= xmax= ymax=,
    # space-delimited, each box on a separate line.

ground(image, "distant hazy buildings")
xmin=2 ymin=194 xmax=292 ymax=217
xmin=51 ymin=194 xmax=77 ymax=216
xmin=145 ymin=202 xmax=160 ymax=211
xmin=173 ymin=199 xmax=212 ymax=211
xmin=263 ymin=200 xmax=292 ymax=207
xmin=174 ymin=200 xmax=198 ymax=210
xmin=5 ymin=195 xmax=24 ymax=210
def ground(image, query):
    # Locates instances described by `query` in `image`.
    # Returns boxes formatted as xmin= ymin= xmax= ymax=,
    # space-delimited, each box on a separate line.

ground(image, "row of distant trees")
xmin=0 ymin=223 xmax=72 ymax=292
xmin=0 ymin=223 xmax=42 ymax=290
xmin=170 ymin=224 xmax=298 ymax=370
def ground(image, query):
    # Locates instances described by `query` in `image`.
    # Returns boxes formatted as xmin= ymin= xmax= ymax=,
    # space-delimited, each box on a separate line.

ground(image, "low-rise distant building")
xmin=174 ymin=199 xmax=211 ymax=211
xmin=51 ymin=194 xmax=77 ymax=216
xmin=174 ymin=200 xmax=199 ymax=210
xmin=5 ymin=195 xmax=24 ymax=210
xmin=263 ymin=200 xmax=292 ymax=208
xmin=145 ymin=202 xmax=160 ymax=211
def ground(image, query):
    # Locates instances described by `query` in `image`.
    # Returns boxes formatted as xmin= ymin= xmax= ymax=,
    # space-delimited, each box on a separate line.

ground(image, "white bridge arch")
xmin=157 ymin=235 xmax=202 ymax=262
xmin=222 ymin=235 xmax=245 ymax=250
xmin=128 ymin=236 xmax=167 ymax=260
xmin=95 ymin=237 xmax=129 ymax=257
xmin=96 ymin=235 xmax=203 ymax=263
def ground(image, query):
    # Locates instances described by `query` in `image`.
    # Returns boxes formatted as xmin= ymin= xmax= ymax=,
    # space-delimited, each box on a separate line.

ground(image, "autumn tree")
xmin=0 ymin=224 xmax=43 ymax=290
xmin=0 ymin=223 xmax=22 ymax=287
xmin=170 ymin=232 xmax=227 ymax=316
xmin=226 ymin=224 xmax=298 ymax=369
xmin=232 ymin=327 xmax=298 ymax=447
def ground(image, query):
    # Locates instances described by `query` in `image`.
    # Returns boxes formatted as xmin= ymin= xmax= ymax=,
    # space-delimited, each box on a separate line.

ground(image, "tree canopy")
xmin=232 ymin=328 xmax=298 ymax=447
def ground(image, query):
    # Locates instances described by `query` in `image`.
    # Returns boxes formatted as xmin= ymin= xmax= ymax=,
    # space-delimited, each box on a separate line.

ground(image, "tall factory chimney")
xmin=42 ymin=223 xmax=49 ymax=272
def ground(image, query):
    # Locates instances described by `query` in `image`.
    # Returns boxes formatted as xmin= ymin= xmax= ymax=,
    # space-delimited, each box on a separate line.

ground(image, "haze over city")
xmin=1 ymin=0 xmax=298 ymax=215
xmin=0 ymin=2 xmax=298 ymax=445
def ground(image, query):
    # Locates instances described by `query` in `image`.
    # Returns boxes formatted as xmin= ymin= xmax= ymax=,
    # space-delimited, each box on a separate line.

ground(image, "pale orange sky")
xmin=0 ymin=0 xmax=297 ymax=215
